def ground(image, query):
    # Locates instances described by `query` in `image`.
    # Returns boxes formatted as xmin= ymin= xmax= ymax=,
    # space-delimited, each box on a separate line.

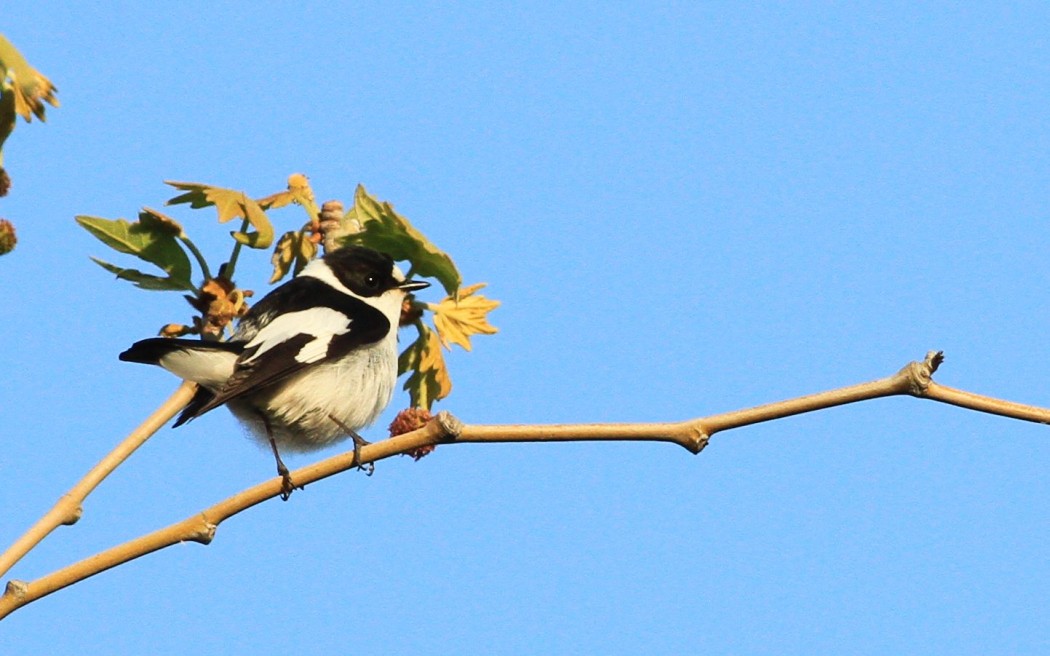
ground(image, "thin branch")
xmin=4 ymin=350 xmax=1049 ymax=620
xmin=924 ymin=382 xmax=1050 ymax=424
xmin=0 ymin=381 xmax=197 ymax=580
xmin=0 ymin=412 xmax=462 ymax=620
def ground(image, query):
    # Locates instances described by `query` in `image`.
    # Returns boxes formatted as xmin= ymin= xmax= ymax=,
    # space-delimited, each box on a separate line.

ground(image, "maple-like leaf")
xmin=0 ymin=34 xmax=58 ymax=166
xmin=165 ymin=181 xmax=274 ymax=249
xmin=257 ymin=173 xmax=320 ymax=222
xmin=342 ymin=185 xmax=462 ymax=295
xmin=0 ymin=34 xmax=59 ymax=123
xmin=269 ymin=228 xmax=318 ymax=284
xmin=398 ymin=324 xmax=452 ymax=411
xmin=429 ymin=283 xmax=500 ymax=351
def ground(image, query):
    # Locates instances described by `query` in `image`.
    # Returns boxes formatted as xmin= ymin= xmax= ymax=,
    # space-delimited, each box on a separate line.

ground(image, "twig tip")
xmin=925 ymin=350 xmax=945 ymax=373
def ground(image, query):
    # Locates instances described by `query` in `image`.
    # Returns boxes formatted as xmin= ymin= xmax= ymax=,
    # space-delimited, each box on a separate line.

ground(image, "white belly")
xmin=228 ymin=341 xmax=398 ymax=453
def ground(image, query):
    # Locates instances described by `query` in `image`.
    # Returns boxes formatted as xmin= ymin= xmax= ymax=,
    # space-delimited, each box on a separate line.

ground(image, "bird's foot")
xmin=329 ymin=414 xmax=375 ymax=476
xmin=277 ymin=461 xmax=304 ymax=501
xmin=351 ymin=431 xmax=375 ymax=476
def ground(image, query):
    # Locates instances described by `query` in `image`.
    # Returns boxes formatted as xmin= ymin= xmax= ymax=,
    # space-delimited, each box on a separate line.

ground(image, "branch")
xmin=3 ymin=350 xmax=1048 ymax=620
xmin=925 ymin=381 xmax=1050 ymax=424
xmin=0 ymin=411 xmax=463 ymax=619
xmin=0 ymin=381 xmax=197 ymax=579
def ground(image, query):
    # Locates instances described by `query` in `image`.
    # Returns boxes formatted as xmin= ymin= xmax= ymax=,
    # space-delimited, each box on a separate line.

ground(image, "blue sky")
xmin=2 ymin=2 xmax=1049 ymax=653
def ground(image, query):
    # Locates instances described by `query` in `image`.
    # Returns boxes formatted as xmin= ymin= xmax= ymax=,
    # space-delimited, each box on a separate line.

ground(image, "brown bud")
xmin=159 ymin=323 xmax=196 ymax=338
xmin=0 ymin=168 xmax=10 ymax=197
xmin=389 ymin=407 xmax=437 ymax=460
xmin=189 ymin=278 xmax=252 ymax=338
xmin=399 ymin=298 xmax=425 ymax=327
xmin=0 ymin=219 xmax=16 ymax=255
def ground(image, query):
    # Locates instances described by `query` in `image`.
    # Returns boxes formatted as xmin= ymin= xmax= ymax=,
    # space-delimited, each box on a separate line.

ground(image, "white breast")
xmin=228 ymin=331 xmax=399 ymax=453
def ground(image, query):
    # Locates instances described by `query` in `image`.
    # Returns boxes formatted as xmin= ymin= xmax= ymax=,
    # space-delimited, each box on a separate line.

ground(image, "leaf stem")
xmin=179 ymin=235 xmax=212 ymax=282
xmin=222 ymin=218 xmax=251 ymax=279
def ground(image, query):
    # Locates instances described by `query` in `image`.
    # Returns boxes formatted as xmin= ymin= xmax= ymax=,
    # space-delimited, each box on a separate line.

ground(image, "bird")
xmin=119 ymin=245 xmax=430 ymax=499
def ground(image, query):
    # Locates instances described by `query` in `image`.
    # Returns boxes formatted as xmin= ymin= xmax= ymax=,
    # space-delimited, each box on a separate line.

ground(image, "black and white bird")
xmin=120 ymin=245 xmax=429 ymax=498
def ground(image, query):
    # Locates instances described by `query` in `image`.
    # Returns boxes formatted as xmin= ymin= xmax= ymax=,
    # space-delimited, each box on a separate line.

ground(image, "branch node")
xmin=684 ymin=424 xmax=710 ymax=454
xmin=61 ymin=503 xmax=83 ymax=526
xmin=899 ymin=350 xmax=944 ymax=396
xmin=435 ymin=411 xmax=463 ymax=441
xmin=188 ymin=516 xmax=218 ymax=545
xmin=4 ymin=579 xmax=28 ymax=600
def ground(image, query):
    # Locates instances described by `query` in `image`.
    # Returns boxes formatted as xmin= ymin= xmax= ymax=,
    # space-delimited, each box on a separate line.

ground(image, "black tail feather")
xmin=119 ymin=337 xmax=241 ymax=364
xmin=173 ymin=386 xmax=218 ymax=427
xmin=121 ymin=337 xmax=241 ymax=428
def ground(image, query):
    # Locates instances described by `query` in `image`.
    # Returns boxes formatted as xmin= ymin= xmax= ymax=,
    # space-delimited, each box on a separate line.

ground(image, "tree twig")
xmin=3 ymin=350 xmax=1048 ymax=620
xmin=0 ymin=381 xmax=197 ymax=580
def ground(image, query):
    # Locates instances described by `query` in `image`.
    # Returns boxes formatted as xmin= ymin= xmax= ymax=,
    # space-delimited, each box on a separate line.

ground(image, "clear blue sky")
xmin=2 ymin=2 xmax=1049 ymax=653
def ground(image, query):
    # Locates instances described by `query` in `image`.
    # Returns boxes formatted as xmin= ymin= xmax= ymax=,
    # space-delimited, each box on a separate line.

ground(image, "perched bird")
xmin=120 ymin=245 xmax=430 ymax=498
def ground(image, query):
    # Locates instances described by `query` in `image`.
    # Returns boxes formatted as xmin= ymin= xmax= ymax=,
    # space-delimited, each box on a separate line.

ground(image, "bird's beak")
xmin=399 ymin=279 xmax=430 ymax=292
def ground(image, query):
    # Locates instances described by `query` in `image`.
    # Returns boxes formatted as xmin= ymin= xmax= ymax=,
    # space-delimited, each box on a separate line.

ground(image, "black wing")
xmin=188 ymin=276 xmax=391 ymax=418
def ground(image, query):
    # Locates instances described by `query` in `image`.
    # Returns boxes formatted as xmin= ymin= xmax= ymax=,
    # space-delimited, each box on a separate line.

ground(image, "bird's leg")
xmin=262 ymin=415 xmax=302 ymax=500
xmin=329 ymin=415 xmax=375 ymax=476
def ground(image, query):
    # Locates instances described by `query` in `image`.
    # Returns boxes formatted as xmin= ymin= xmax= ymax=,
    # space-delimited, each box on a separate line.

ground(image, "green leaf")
xmin=76 ymin=214 xmax=193 ymax=287
xmin=165 ymin=181 xmax=274 ymax=249
xmin=90 ymin=257 xmax=197 ymax=292
xmin=343 ymin=185 xmax=462 ymax=295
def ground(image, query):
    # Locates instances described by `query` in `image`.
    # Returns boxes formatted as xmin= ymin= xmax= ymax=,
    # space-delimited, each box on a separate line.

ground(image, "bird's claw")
xmin=277 ymin=463 xmax=304 ymax=501
xmin=351 ymin=432 xmax=375 ymax=476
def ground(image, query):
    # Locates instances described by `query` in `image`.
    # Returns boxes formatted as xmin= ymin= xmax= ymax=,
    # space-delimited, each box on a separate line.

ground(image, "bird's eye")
xmin=365 ymin=274 xmax=380 ymax=289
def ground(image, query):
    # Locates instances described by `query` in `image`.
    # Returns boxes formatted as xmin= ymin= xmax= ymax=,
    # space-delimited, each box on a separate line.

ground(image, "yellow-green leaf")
xmin=230 ymin=198 xmax=274 ymax=248
xmin=296 ymin=232 xmax=317 ymax=274
xmin=165 ymin=181 xmax=275 ymax=249
xmin=0 ymin=35 xmax=59 ymax=123
xmin=270 ymin=231 xmax=297 ymax=284
xmin=270 ymin=229 xmax=319 ymax=284
xmin=398 ymin=324 xmax=452 ymax=410
xmin=257 ymin=173 xmax=321 ymax=226
xmin=429 ymin=282 xmax=500 ymax=351
xmin=76 ymin=214 xmax=193 ymax=286
xmin=342 ymin=185 xmax=462 ymax=295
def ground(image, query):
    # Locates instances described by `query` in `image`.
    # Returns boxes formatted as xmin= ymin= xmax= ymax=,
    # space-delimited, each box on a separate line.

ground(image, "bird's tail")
xmin=120 ymin=338 xmax=243 ymax=426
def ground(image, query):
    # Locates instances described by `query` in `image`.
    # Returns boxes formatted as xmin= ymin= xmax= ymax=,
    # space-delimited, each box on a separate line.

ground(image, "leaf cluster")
xmin=0 ymin=34 xmax=59 ymax=258
xmin=77 ymin=174 xmax=499 ymax=410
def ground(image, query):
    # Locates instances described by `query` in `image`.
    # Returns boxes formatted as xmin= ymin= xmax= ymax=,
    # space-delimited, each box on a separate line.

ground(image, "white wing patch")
xmin=243 ymin=307 xmax=352 ymax=364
